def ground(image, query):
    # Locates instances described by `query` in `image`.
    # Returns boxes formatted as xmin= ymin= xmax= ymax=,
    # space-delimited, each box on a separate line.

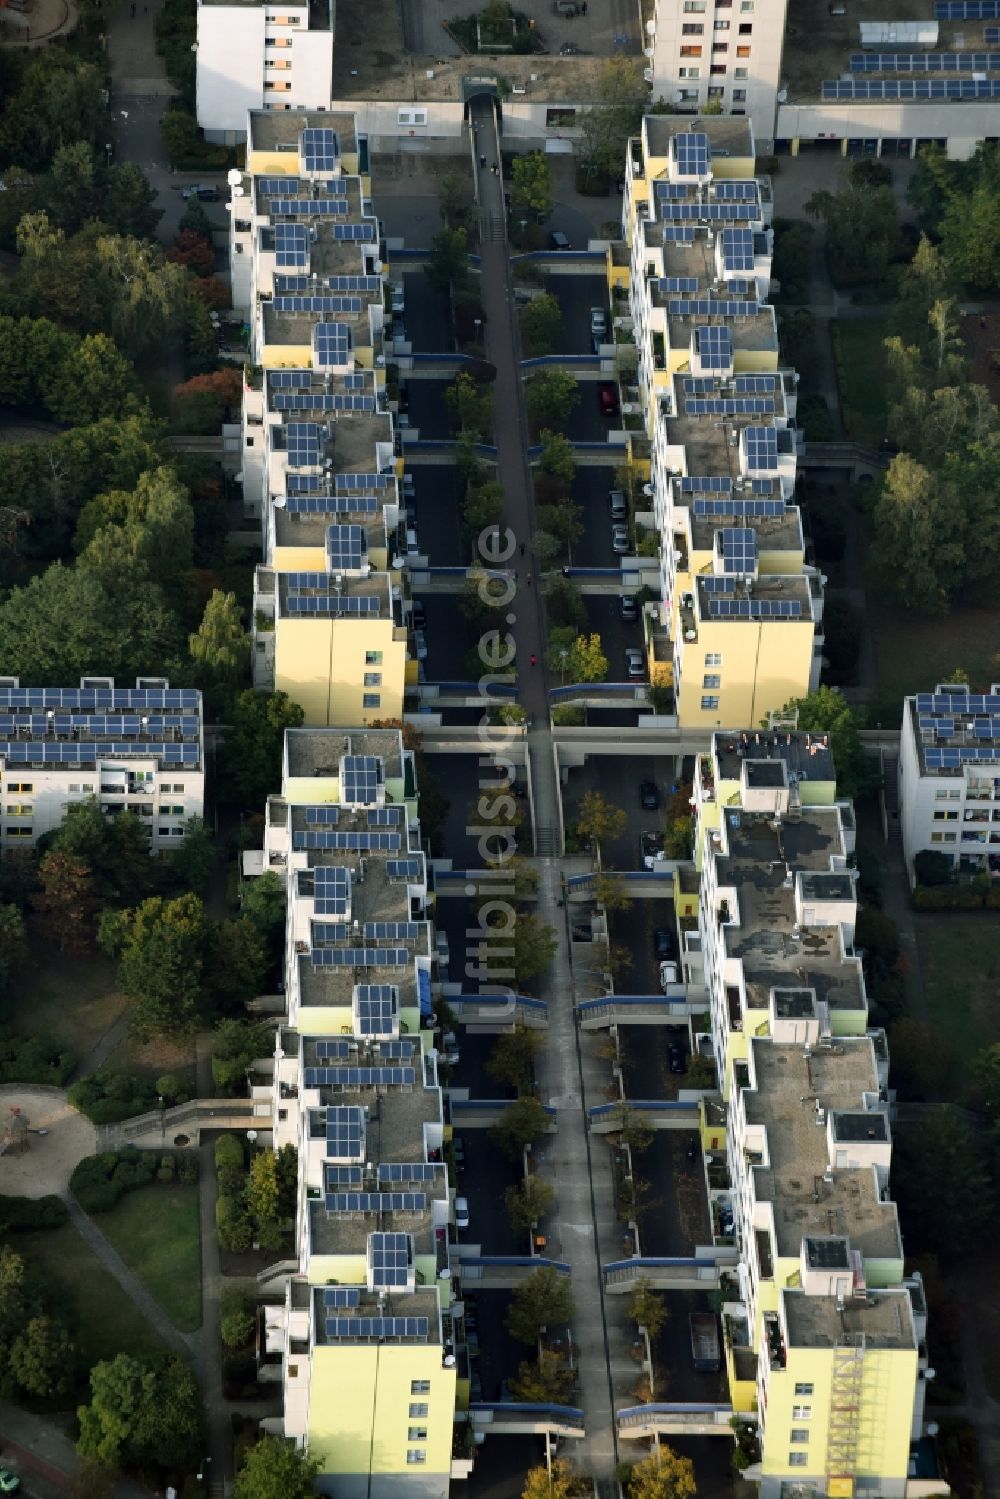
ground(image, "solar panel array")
xmin=342 ymin=754 xmax=382 ymax=805
xmin=935 ymin=0 xmax=1000 ymax=16
xmin=322 ymin=1286 xmax=361 ymax=1307
xmin=316 ymin=1039 xmax=353 ymax=1058
xmin=269 ymin=369 xmax=312 ymax=388
xmin=378 ymin=1163 xmax=438 ymax=1182
xmin=313 ymin=323 xmax=351 ymax=367
xmin=285 ymin=595 xmax=382 ymax=617
xmin=0 ymin=713 xmax=197 ymax=736
xmin=326 ymin=1105 xmax=365 ymax=1157
xmin=363 ymin=922 xmax=422 ymax=940
xmin=288 ymin=474 xmax=326 ymax=493
xmin=310 ymin=947 xmax=409 ymax=967
xmin=822 ymin=77 xmax=1000 ymax=95
xmin=925 ymin=746 xmax=1000 ymax=767
xmin=721 ymin=227 xmax=755 ymax=273
xmin=332 ymin=222 xmax=377 ymax=241
xmin=370 ymin=1231 xmax=411 ymax=1288
xmin=679 ymin=474 xmax=732 ymax=493
xmin=718 ymin=527 xmax=759 ymax=573
xmin=693 ymin=496 xmax=786 ymax=518
xmin=329 ymin=275 xmax=381 ymax=292
xmin=325 ymin=1165 xmax=363 ymax=1184
xmin=326 ymin=525 xmax=367 ymax=572
xmin=988 ymin=24 xmax=1000 ymax=39
xmin=326 ymin=1190 xmax=425 ymax=1212
xmin=712 ymin=181 xmax=758 ymax=201
xmin=260 ymin=176 xmax=301 ymax=197
xmin=376 ymin=1040 xmax=417 ymax=1059
xmin=301 ymin=127 xmax=339 ymax=172
xmin=685 ymin=397 xmax=776 ymax=415
xmin=306 ymin=805 xmax=340 ymax=824
xmin=675 ymin=131 xmax=710 ymax=176
xmin=274 ymin=222 xmax=308 ymax=268
xmin=284 ymin=494 xmax=380 ymax=515
xmin=325 ymin=1317 xmax=428 ymax=1340
xmin=1 ymin=741 xmax=199 ymax=765
xmin=745 ymin=426 xmax=778 ymax=470
xmin=916 ymin=692 xmax=1000 ymax=713
xmin=734 ymin=374 xmax=778 ymax=393
xmin=273 ymin=295 xmax=363 ymax=313
xmin=705 ymin=596 xmax=803 ymax=618
xmin=660 ymin=276 xmax=699 ymax=293
xmin=314 ymin=865 xmax=350 ymax=917
xmin=355 ymin=982 xmax=398 ymax=1035
xmin=660 ymin=225 xmax=695 ymax=243
xmin=659 ymin=201 xmax=750 ymax=222
xmin=695 ymin=325 xmax=733 ymax=369
xmin=271 ymin=198 xmax=349 ymax=218
xmin=336 ymin=472 xmax=392 ymax=491
xmin=850 ymin=50 xmax=1000 ymax=69
xmin=0 ymin=688 xmax=200 ymax=710
xmin=388 ymin=858 xmax=422 ymax=879
xmin=311 ymin=1066 xmax=416 ymax=1086
xmin=368 ymin=807 xmax=402 ymax=826
xmin=293 ymin=830 xmax=401 ymax=850
xmin=669 ymin=298 xmax=758 ymax=316
xmin=285 ymin=422 xmax=323 ymax=466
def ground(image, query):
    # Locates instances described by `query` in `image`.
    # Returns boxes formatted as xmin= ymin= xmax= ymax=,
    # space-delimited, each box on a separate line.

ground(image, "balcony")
xmin=651 ymin=331 xmax=666 ymax=371
xmin=763 ymin=1312 xmax=785 ymax=1370
xmin=754 ymin=1229 xmax=774 ymax=1280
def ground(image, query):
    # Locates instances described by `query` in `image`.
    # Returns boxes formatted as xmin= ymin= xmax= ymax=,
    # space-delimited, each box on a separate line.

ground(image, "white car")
xmin=659 ymin=960 xmax=680 ymax=992
xmin=625 ymin=647 xmax=644 ymax=679
xmin=455 ymin=1196 xmax=470 ymax=1231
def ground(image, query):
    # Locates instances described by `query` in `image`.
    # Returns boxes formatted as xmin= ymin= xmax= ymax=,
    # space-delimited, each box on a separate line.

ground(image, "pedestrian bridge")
xmin=617 ymin=1403 xmax=735 ymax=1438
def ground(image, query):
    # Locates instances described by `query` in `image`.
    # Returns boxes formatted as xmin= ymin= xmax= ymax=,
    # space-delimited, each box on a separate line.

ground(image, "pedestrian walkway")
xmin=0 ymin=1397 xmax=154 ymax=1499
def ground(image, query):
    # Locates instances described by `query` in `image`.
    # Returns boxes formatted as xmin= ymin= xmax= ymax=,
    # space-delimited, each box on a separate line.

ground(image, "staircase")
xmin=479 ymin=209 xmax=505 ymax=244
xmin=826 ymin=1338 xmax=865 ymax=1486
xmin=534 ymin=823 xmax=559 ymax=857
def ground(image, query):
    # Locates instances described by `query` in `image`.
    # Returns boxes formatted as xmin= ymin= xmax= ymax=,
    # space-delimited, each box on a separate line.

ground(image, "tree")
xmin=776 ymin=687 xmax=877 ymax=799
xmin=505 ymin=1176 xmax=555 ymax=1232
xmin=522 ymin=1459 xmax=590 ymax=1499
xmin=510 ymin=152 xmax=554 ymax=218
xmin=439 ymin=172 xmax=475 ymax=233
xmin=627 ymin=1447 xmax=696 ymax=1499
xmin=507 ymin=1266 xmax=575 ymax=1344
xmin=275 ymin=1143 xmax=298 ymax=1220
xmin=212 ymin=1018 xmax=269 ymax=1093
xmin=614 ymin=1104 xmax=652 ymax=1153
xmin=32 ymin=851 xmax=98 ymax=955
xmin=576 ymin=789 xmax=627 ymax=847
xmin=805 ymin=175 xmax=900 ymax=284
xmin=427 ymin=226 xmax=470 ymax=296
xmin=893 ymin=1111 xmax=994 ymax=1260
xmin=628 ymin=1280 xmax=666 ymax=1338
xmin=165 ymin=817 xmax=215 ymax=898
xmin=514 ymin=914 xmax=558 ymax=984
xmin=509 ymin=1350 xmax=576 ymax=1404
xmin=871 ymin=452 xmax=964 ymax=615
xmin=0 ymin=54 xmax=108 ymax=172
xmin=536 ymin=502 xmax=583 ymax=555
xmin=42 ymin=141 xmax=101 ymax=234
xmin=568 ymin=633 xmax=607 ymax=683
xmin=241 ymin=871 xmax=287 ymax=961
xmin=543 ymin=573 xmax=586 ymax=630
xmin=525 ymin=370 xmax=580 ymax=429
xmin=579 ymin=59 xmax=648 ymax=182
xmin=205 ymin=918 xmax=267 ymax=1012
xmin=11 ymin=1314 xmax=75 ymax=1397
xmin=593 ymin=874 xmax=631 ymax=913
xmin=0 ymin=905 xmax=27 ymax=998
xmin=46 ymin=797 xmax=156 ymax=907
xmin=219 ymin=691 xmax=305 ymax=810
xmin=99 ymin=893 xmax=212 ymax=1040
xmin=94 ymin=233 xmax=192 ymax=361
xmin=487 ymin=1026 xmax=541 ymax=1094
xmin=445 ymin=371 xmax=493 ymax=439
xmin=246 ymin=1150 xmax=281 ymax=1250
xmin=189 ymin=589 xmax=250 ymax=708
xmin=220 ymin=1300 xmax=256 ymax=1350
xmin=537 ymin=429 xmax=576 ymax=488
xmin=770 ymin=217 xmax=814 ymax=301
xmin=461 ymin=482 xmax=505 ymax=543
xmin=519 ymin=293 xmax=563 ymax=357
xmin=233 ymin=1436 xmax=320 ymax=1499
xmin=913 ymin=849 xmax=955 ymax=887
xmin=491 ymin=1095 xmax=552 ymax=1160
xmin=77 ymin=1354 xmax=202 ymax=1471
xmin=102 ymin=162 xmax=163 ymax=240
xmin=167 ymin=228 xmax=215 ymax=276
xmin=939 ymin=179 xmax=1000 ymax=288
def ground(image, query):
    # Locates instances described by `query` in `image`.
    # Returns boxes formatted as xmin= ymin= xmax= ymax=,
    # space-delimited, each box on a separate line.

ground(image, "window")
xmin=790 ymin=1430 xmax=810 ymax=1444
xmin=714 ymin=17 xmax=730 ymax=27
xmin=933 ymin=810 xmax=959 ymax=821
xmin=701 ymin=695 xmax=720 ymax=710
xmin=408 ymin=1427 xmax=428 ymax=1441
xmin=736 ymin=44 xmax=751 ymax=55
xmin=931 ymin=831 xmax=958 ymax=843
xmin=734 ymin=66 xmax=748 ymax=76
xmin=6 ymin=804 xmax=32 ymax=817
xmin=683 ymin=1 xmax=706 ymax=10
xmin=406 ymin=1451 xmax=427 ymax=1465
xmin=546 ymin=107 xmax=577 ymax=127
xmin=680 ymin=44 xmax=702 ymax=54
xmin=741 ymin=1 xmax=754 ymax=8
xmin=264 ymin=81 xmax=293 ymax=91
xmin=704 ymin=653 xmax=722 ymax=666
xmin=703 ymin=675 xmax=721 ymax=689
xmin=398 ymin=108 xmax=428 ymax=127
xmin=364 ymin=673 xmax=382 ymax=687
xmin=732 ymin=87 xmax=747 ymax=98
xmin=161 ymin=805 xmax=185 ymax=817
xmin=708 ymin=84 xmax=725 ymax=95
xmin=365 ymin=651 xmax=383 ymax=665
xmin=788 ymin=1454 xmax=808 ymax=1468
xmin=739 ymin=21 xmax=753 ymax=31
xmin=948 ymin=789 xmax=962 ymax=799
xmin=934 ymin=789 xmax=950 ymax=799
xmin=710 ymin=63 xmax=727 ymax=72
xmin=679 ymin=66 xmax=701 ymax=76
xmin=363 ymin=694 xmax=381 ymax=710
xmin=6 ymin=828 xmax=31 ymax=839
xmin=712 ymin=44 xmax=728 ymax=53
xmin=409 ymin=1403 xmax=429 ymax=1418
xmin=794 ymin=1384 xmax=814 ymax=1397
xmin=792 ymin=1404 xmax=812 ymax=1418
xmin=682 ymin=21 xmax=704 ymax=31
xmin=411 ymin=1380 xmax=431 ymax=1394
xmin=7 ymin=783 xmax=32 ymax=794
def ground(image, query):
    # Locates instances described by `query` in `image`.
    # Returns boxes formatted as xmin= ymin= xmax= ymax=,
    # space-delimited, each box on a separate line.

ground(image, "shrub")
xmin=0 ymin=1194 xmax=69 ymax=1231
xmin=155 ymin=1074 xmax=191 ymax=1105
xmin=215 ymin=1134 xmax=245 ymax=1168
xmin=69 ymin=1069 xmax=160 ymax=1125
xmin=222 ymin=1350 xmax=258 ymax=1398
xmin=71 ymin=1147 xmax=162 ymax=1213
xmin=0 ymin=1033 xmax=75 ymax=1086
xmin=178 ymin=1154 xmax=200 ymax=1185
xmin=217 ymin=1193 xmax=253 ymax=1253
xmin=221 ymin=1305 xmax=256 ymax=1349
xmin=912 ymin=884 xmax=989 ymax=911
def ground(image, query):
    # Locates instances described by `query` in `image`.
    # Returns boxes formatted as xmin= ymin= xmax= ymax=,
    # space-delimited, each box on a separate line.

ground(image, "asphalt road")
xmin=562 ymin=753 xmax=677 ymax=871
xmin=408 ymin=464 xmax=467 ymax=564
xmin=466 ymin=1435 xmax=546 ymax=1499
xmin=619 ymin=1022 xmax=690 ymax=1098
xmin=652 ymin=1291 xmax=730 ymax=1405
xmin=571 ymin=463 xmax=623 ymax=567
xmin=634 ymin=1131 xmax=712 ymax=1255
xmin=406 ymin=377 xmax=456 ymax=441
xmin=416 ymin=594 xmax=482 ymax=681
xmin=566 ymin=380 xmax=613 ymax=442
xmin=465 ymin=1288 xmax=528 ymax=1403
xmin=580 ymin=593 xmax=643 ymax=680
xmin=455 ymin=1130 xmax=524 ymax=1256
xmin=543 ymin=273 xmax=611 ymax=356
xmin=607 ymin=898 xmax=677 ymax=996
xmin=402 ymin=269 xmax=453 ymax=353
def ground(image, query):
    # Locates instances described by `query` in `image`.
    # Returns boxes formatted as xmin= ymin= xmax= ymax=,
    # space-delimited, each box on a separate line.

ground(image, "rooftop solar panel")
xmin=694 ymin=324 xmax=732 ymax=370
xmin=313 ymin=323 xmax=351 ymax=367
xmin=675 ymin=131 xmax=710 ymax=177
xmin=301 ymin=126 xmax=339 ymax=172
xmin=721 ymin=226 xmax=755 ymax=273
xmin=274 ymin=222 xmax=308 ymax=269
xmin=718 ymin=527 xmax=759 ymax=574
xmin=744 ymin=426 xmax=778 ymax=471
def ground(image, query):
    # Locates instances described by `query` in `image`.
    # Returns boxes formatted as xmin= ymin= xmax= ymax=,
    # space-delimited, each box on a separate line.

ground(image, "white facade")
xmin=196 ymin=0 xmax=334 ymax=143
xmin=898 ymin=684 xmax=1000 ymax=884
xmin=0 ymin=678 xmax=204 ymax=854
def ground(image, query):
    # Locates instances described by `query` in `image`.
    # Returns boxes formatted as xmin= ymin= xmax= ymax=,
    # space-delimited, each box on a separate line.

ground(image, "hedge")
xmin=0 ymin=1193 xmax=69 ymax=1231
xmin=912 ymin=883 xmax=1000 ymax=911
xmin=69 ymin=1069 xmax=161 ymax=1125
xmin=0 ymin=1033 xmax=75 ymax=1086
xmin=71 ymin=1147 xmax=198 ymax=1213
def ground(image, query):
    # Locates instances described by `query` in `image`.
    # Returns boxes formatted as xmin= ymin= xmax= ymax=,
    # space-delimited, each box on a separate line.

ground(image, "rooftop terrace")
xmin=783 ymin=1287 xmax=915 ymax=1350
xmin=285 ymin=729 xmax=406 ymax=783
xmin=714 ymin=730 xmax=835 ymax=785
xmin=249 ymin=112 xmax=359 ymax=156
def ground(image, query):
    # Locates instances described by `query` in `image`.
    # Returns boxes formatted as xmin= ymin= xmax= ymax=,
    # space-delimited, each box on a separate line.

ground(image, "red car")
xmin=598 ymin=382 xmax=619 ymax=417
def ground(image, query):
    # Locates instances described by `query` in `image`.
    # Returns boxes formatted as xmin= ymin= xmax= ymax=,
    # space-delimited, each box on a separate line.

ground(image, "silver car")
xmin=611 ymin=523 xmax=629 ymax=553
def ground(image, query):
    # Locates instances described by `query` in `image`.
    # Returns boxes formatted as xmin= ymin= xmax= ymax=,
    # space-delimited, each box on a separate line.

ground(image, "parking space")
xmin=425 ymin=750 xmax=496 ymax=869
xmin=650 ymin=1291 xmax=729 ymax=1404
xmin=562 ymin=753 xmax=676 ymax=870
xmin=454 ymin=1130 xmax=524 ymax=1256
xmin=607 ymin=898 xmax=676 ymax=997
xmin=415 ymin=594 xmax=480 ymax=681
xmin=543 ymin=273 xmax=610 ymax=356
xmin=464 ymin=1288 xmax=523 ymax=1403
xmin=406 ymin=463 xmax=466 ymax=564
xmin=565 ymin=380 xmax=614 ymax=442
xmin=466 ymin=1434 xmax=546 ymax=1499
xmin=633 ymin=1131 xmax=712 ymax=1255
xmin=402 ymin=269 xmax=453 ymax=353
xmin=580 ymin=594 xmax=643 ymax=683
xmin=405 ymin=378 xmax=456 ymax=441
xmin=619 ymin=1022 xmax=690 ymax=1100
xmin=668 ymin=1434 xmax=737 ymax=1499
xmin=453 ymin=1030 xmax=515 ymax=1100
xmin=570 ymin=463 xmax=621 ymax=567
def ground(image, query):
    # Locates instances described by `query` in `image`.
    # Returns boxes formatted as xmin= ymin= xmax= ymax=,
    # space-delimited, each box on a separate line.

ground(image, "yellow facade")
xmin=672 ymin=868 xmax=699 ymax=920
xmin=248 ymin=148 xmax=360 ymax=178
xmin=274 ymin=617 xmax=406 ymax=726
xmin=261 ymin=342 xmax=314 ymax=369
xmin=674 ymin=617 xmax=816 ymax=729
xmin=308 ymin=1344 xmax=456 ymax=1483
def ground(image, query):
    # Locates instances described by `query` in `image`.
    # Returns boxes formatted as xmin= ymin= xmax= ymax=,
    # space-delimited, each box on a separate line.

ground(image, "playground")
xmin=0 ymin=1088 xmax=97 ymax=1197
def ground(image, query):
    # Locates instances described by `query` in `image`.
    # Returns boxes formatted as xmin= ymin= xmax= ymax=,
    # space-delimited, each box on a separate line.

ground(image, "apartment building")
xmin=692 ymin=729 xmax=932 ymax=1498
xmin=0 ymin=677 xmax=204 ymax=852
xmin=623 ymin=116 xmax=822 ymax=729
xmin=195 ymin=0 xmax=334 ymax=144
xmin=898 ymin=682 xmax=1000 ymax=883
xmin=253 ymin=727 xmax=457 ymax=1498
xmin=231 ymin=112 xmax=416 ymax=726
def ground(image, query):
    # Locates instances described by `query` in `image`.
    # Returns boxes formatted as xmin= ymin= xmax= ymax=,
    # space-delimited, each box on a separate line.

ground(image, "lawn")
xmin=913 ymin=912 xmax=1000 ymax=1092
xmin=12 ymin=947 xmax=127 ymax=1061
xmin=869 ymin=599 xmax=1000 ymax=727
xmin=831 ymin=317 xmax=889 ymax=450
xmin=97 ymin=1183 xmax=203 ymax=1333
xmin=14 ymin=1223 xmax=166 ymax=1372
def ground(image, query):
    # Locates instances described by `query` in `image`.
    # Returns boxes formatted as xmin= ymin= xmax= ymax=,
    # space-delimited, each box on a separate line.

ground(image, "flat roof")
xmin=270 ymin=408 xmax=393 ymax=479
xmin=276 ymin=568 xmax=394 ymax=621
xmin=643 ymin=115 xmax=754 ymax=160
xmin=746 ymin=1041 xmax=902 ymax=1262
xmin=312 ymin=1285 xmax=443 ymax=1345
xmin=285 ymin=728 xmax=406 ymax=782
xmin=667 ymin=305 xmax=779 ymax=364
xmin=695 ymin=573 xmax=813 ymax=622
xmin=713 ymin=730 xmax=836 ymax=784
xmin=905 ymin=695 xmax=1000 ymax=778
xmin=307 ymin=1081 xmax=440 ymax=1177
xmin=689 ymin=504 xmax=802 ymax=557
xmin=800 ymin=871 xmax=854 ymax=902
xmin=671 ymin=413 xmax=791 ymax=481
xmin=783 ymin=1287 xmax=915 ymax=1350
xmin=249 ymin=111 xmax=359 ymax=155
xmin=745 ymin=761 xmax=785 ymax=789
xmin=262 ymin=302 xmax=374 ymax=355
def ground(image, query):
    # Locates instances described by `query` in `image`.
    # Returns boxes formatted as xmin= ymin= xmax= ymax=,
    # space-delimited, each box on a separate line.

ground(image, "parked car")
xmin=590 ymin=306 xmax=607 ymax=339
xmin=180 ymin=183 xmax=219 ymax=201
xmin=559 ymin=41 xmax=581 ymax=53
xmin=391 ymin=282 xmax=405 ymax=313
xmin=609 ymin=488 xmax=627 ymax=519
xmin=598 ymin=382 xmax=620 ymax=416
xmin=549 ymin=230 xmax=572 ymax=250
xmin=639 ymin=779 xmax=659 ymax=810
xmin=454 ymin=1196 xmax=470 ymax=1231
xmin=668 ymin=1041 xmax=686 ymax=1074
xmin=411 ymin=599 xmax=426 ymax=630
xmin=413 ymin=628 xmax=428 ymax=661
xmin=619 ymin=593 xmax=638 ymax=621
xmin=642 ymin=830 xmax=665 ymax=869
xmin=659 ymin=960 xmax=680 ymax=992
xmin=626 ymin=648 xmax=645 ymax=679
xmin=611 ymin=524 xmax=629 ymax=554
xmin=654 ymin=927 xmax=676 ymax=960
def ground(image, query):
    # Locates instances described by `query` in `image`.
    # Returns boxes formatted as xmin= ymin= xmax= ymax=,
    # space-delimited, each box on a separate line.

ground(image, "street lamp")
xmin=158 ymin=1095 xmax=165 ymax=1142
xmin=246 ymin=1128 xmax=258 ymax=1151
xmin=559 ymin=648 xmax=568 ymax=684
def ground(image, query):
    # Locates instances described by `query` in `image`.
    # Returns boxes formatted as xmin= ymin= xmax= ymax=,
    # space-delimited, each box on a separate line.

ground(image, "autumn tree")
xmin=627 ymin=1447 xmax=696 ymax=1499
xmin=537 ymin=429 xmax=577 ymax=488
xmin=628 ymin=1280 xmax=666 ymax=1338
xmin=491 ymin=1095 xmax=552 ymax=1160
xmin=487 ymin=1026 xmax=541 ymax=1094
xmin=510 ymin=152 xmax=554 ymax=218
xmin=504 ymin=1176 xmax=555 ymax=1232
xmin=509 ymin=1350 xmax=576 ymax=1403
xmin=12 ymin=1314 xmax=75 ymax=1397
xmin=246 ymin=1150 xmax=281 ymax=1250
xmin=522 ymin=1459 xmax=590 ymax=1499
xmin=576 ymin=789 xmax=627 ymax=848
xmin=514 ymin=913 xmax=558 ymax=984
xmin=33 ymin=851 xmax=97 ymax=954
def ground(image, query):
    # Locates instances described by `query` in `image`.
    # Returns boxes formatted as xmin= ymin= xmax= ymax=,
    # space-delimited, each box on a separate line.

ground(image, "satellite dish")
xmin=927 ymin=1423 xmax=939 ymax=1437
xmin=232 ymin=185 xmax=245 ymax=198
xmin=273 ymin=495 xmax=287 ymax=508
xmin=646 ymin=17 xmax=655 ymax=31
xmin=227 ymin=168 xmax=242 ymax=186
xmin=373 ymin=259 xmax=383 ymax=272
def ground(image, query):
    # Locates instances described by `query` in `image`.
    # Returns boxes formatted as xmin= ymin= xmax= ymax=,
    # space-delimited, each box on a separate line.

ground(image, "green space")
xmin=13 ymin=1223 xmax=166 ymax=1369
xmin=97 ymin=1183 xmax=202 ymax=1333
xmin=11 ymin=949 xmax=126 ymax=1060
xmin=870 ymin=601 xmax=1000 ymax=727
xmin=831 ymin=318 xmax=889 ymax=449
xmin=915 ymin=913 xmax=1000 ymax=1071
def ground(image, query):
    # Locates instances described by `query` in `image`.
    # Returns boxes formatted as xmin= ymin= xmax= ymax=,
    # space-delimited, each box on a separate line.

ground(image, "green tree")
xmin=212 ymin=1018 xmax=269 ymax=1093
xmin=445 ymin=371 xmax=493 ymax=439
xmin=506 ymin=1266 xmax=575 ymax=1344
xmin=491 ymin=1095 xmax=552 ymax=1160
xmin=510 ymin=152 xmax=554 ymax=218
xmin=628 ymin=1280 xmax=666 ymax=1338
xmin=542 ymin=572 xmax=586 ymax=629
xmin=32 ymin=851 xmax=97 ymax=955
xmin=102 ymin=162 xmax=163 ymax=240
xmin=537 ymin=429 xmax=577 ymax=488
xmin=219 ymin=691 xmax=305 ymax=810
xmin=770 ymin=217 xmax=814 ymax=300
xmin=627 ymin=1447 xmax=696 ymax=1499
xmin=461 ymin=481 xmax=505 ymax=542
xmin=519 ymin=293 xmax=563 ymax=357
xmin=99 ymin=892 xmax=211 ymax=1040
xmin=509 ymin=1350 xmax=576 ymax=1403
xmin=94 ymin=232 xmax=192 ymax=361
xmin=504 ymin=1176 xmax=555 ymax=1232
xmin=220 ymin=1299 xmax=256 ymax=1350
xmin=189 ymin=589 xmax=250 ymax=707
xmin=275 ymin=1143 xmax=298 ymax=1219
xmin=0 ymin=905 xmax=27 ymax=998
xmin=11 ymin=1314 xmax=75 ymax=1397
xmin=593 ymin=874 xmax=631 ymax=913
xmin=939 ymin=179 xmax=1000 ymax=288
xmin=576 ymin=789 xmax=627 ymax=847
xmin=241 ymin=871 xmax=287 ymax=962
xmin=77 ymin=1354 xmax=201 ymax=1471
xmin=971 ymin=1042 xmax=1000 ymax=1117
xmin=233 ymin=1436 xmax=321 ymax=1499
xmin=439 ymin=172 xmax=475 ymax=233
xmin=579 ymin=59 xmax=648 ymax=182
xmin=46 ymin=797 xmax=155 ymax=907
xmin=776 ymin=687 xmax=876 ymax=799
xmin=805 ymin=175 xmax=900 ymax=283
xmin=514 ymin=914 xmax=558 ymax=984
xmin=165 ymin=817 xmax=215 ymax=898
xmin=426 ymin=226 xmax=470 ymax=297
xmin=0 ymin=1246 xmax=30 ymax=1348
xmin=525 ymin=370 xmax=580 ymax=429
xmin=0 ymin=54 xmax=107 ymax=171
xmin=535 ymin=501 xmax=583 ymax=555
xmin=487 ymin=1026 xmax=541 ymax=1094
xmin=42 ymin=141 xmax=101 ymax=233
xmin=522 ymin=1459 xmax=590 ymax=1499
xmin=246 ymin=1150 xmax=281 ymax=1250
